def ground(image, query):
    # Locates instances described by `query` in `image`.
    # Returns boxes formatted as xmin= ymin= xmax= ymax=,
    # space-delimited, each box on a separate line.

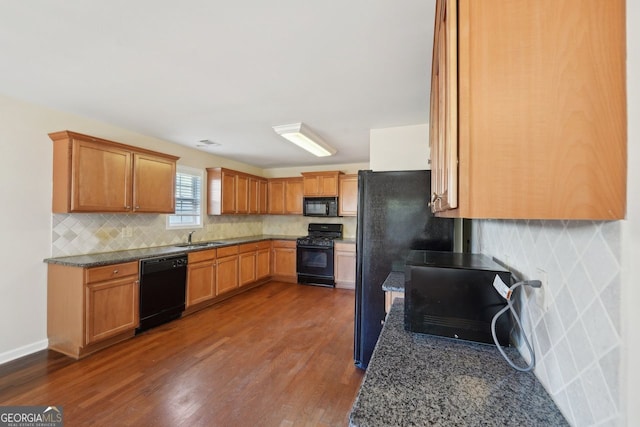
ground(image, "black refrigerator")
xmin=354 ymin=170 xmax=455 ymax=369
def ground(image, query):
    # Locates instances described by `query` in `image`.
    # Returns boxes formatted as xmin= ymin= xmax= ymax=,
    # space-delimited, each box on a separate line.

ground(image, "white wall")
xmin=369 ymin=124 xmax=430 ymax=171
xmin=0 ymin=94 xmax=263 ymax=363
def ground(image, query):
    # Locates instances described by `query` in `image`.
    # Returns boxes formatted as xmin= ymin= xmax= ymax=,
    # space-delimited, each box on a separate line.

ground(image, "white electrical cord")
xmin=491 ymin=279 xmax=541 ymax=372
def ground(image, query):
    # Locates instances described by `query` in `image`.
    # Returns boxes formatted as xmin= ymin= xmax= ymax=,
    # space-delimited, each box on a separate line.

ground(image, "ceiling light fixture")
xmin=272 ymin=122 xmax=336 ymax=157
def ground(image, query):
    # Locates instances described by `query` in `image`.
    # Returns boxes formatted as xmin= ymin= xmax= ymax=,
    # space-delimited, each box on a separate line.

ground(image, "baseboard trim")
xmin=0 ymin=339 xmax=49 ymax=365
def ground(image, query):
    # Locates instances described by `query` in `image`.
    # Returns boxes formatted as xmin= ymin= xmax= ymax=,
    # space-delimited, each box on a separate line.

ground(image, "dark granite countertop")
xmin=349 ymin=299 xmax=568 ymax=427
xmin=381 ymin=271 xmax=405 ymax=292
xmin=43 ymin=235 xmax=299 ymax=267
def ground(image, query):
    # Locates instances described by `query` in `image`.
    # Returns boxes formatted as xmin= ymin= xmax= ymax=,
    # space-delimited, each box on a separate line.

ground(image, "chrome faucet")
xmin=187 ymin=230 xmax=196 ymax=244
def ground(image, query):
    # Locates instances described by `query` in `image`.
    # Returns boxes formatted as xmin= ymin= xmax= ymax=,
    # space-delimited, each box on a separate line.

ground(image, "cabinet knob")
xmin=113 ymin=269 xmax=119 ymax=275
xmin=135 ymin=205 xmax=140 ymax=209
xmin=126 ymin=206 xmax=131 ymax=210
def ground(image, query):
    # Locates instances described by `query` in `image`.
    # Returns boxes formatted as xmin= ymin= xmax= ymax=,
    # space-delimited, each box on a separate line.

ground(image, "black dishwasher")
xmin=137 ymin=254 xmax=187 ymax=333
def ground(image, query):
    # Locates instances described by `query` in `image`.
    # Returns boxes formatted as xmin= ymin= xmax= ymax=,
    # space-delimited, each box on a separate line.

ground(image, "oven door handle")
xmin=296 ymin=244 xmax=333 ymax=250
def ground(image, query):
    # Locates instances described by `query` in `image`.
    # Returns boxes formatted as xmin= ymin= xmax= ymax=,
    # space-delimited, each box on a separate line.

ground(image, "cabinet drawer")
xmin=335 ymin=242 xmax=355 ymax=252
xmin=216 ymin=245 xmax=238 ymax=258
xmin=256 ymin=240 xmax=271 ymax=251
xmin=272 ymin=240 xmax=296 ymax=249
xmin=238 ymin=242 xmax=257 ymax=254
xmin=86 ymin=261 xmax=138 ymax=284
xmin=238 ymin=241 xmax=271 ymax=253
xmin=188 ymin=248 xmax=217 ymax=264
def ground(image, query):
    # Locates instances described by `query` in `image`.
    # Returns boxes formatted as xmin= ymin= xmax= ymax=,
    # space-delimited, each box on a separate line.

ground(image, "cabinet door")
xmin=239 ymin=251 xmax=257 ymax=287
xmin=248 ymin=177 xmax=259 ymax=214
xmin=268 ymin=180 xmax=285 ymax=214
xmin=132 ymin=153 xmax=176 ymax=213
xmin=320 ymin=175 xmax=339 ymax=196
xmin=85 ymin=276 xmax=139 ymax=344
xmin=71 ymin=139 xmax=132 ymax=212
xmin=284 ymin=179 xmax=303 ymax=214
xmin=302 ymin=173 xmax=340 ymax=196
xmin=338 ymin=175 xmax=358 ymax=216
xmin=236 ymin=173 xmax=249 ymax=214
xmin=186 ymin=260 xmax=216 ymax=307
xmin=334 ymin=244 xmax=356 ymax=289
xmin=221 ymin=170 xmax=237 ymax=214
xmin=256 ymin=248 xmax=271 ymax=280
xmin=272 ymin=246 xmax=296 ymax=279
xmin=303 ymin=176 xmax=320 ymax=196
xmin=216 ymin=255 xmax=239 ymax=294
xmin=258 ymin=179 xmax=268 ymax=214
xmin=429 ymin=0 xmax=458 ymax=213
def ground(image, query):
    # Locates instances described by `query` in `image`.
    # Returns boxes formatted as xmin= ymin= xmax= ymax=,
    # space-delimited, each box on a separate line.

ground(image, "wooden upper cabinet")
xmin=302 ymin=171 xmax=342 ymax=197
xmin=429 ymin=0 xmax=458 ymax=214
xmin=207 ymin=167 xmax=267 ymax=215
xmin=267 ymin=179 xmax=286 ymax=214
xmin=430 ymin=0 xmax=627 ymax=220
xmin=49 ymin=131 xmax=178 ymax=213
xmin=236 ymin=173 xmax=249 ymax=214
xmin=248 ymin=176 xmax=269 ymax=214
xmin=284 ymin=178 xmax=303 ymax=214
xmin=132 ymin=153 xmax=176 ymax=213
xmin=339 ymin=174 xmax=358 ymax=217
xmin=267 ymin=178 xmax=303 ymax=215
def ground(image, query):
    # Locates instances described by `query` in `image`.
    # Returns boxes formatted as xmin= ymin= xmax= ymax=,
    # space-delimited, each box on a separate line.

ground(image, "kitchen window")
xmin=167 ymin=166 xmax=203 ymax=229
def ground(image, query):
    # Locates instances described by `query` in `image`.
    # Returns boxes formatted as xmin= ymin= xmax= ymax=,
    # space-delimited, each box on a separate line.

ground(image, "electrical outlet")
xmin=122 ymin=226 xmax=133 ymax=238
xmin=535 ymin=267 xmax=550 ymax=311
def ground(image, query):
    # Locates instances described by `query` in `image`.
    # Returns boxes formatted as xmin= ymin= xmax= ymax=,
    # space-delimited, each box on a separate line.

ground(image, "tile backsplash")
xmin=51 ymin=213 xmax=356 ymax=257
xmin=473 ymin=219 xmax=621 ymax=426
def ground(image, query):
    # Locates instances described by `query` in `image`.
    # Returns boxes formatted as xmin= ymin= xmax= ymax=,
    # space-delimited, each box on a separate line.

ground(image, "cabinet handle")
xmin=126 ymin=206 xmax=131 ymax=210
xmin=135 ymin=205 xmax=140 ymax=209
xmin=113 ymin=269 xmax=119 ymax=275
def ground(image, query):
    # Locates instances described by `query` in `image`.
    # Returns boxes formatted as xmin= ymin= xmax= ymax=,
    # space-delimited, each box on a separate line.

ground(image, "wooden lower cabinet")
xmin=385 ymin=291 xmax=404 ymax=314
xmin=272 ymin=240 xmax=297 ymax=283
xmin=256 ymin=247 xmax=271 ymax=280
xmin=239 ymin=251 xmax=257 ymax=287
xmin=186 ymin=249 xmax=217 ymax=308
xmin=334 ymin=242 xmax=356 ymax=289
xmin=48 ymin=261 xmax=139 ymax=359
xmin=239 ymin=241 xmax=271 ymax=286
xmin=216 ymin=255 xmax=239 ymax=295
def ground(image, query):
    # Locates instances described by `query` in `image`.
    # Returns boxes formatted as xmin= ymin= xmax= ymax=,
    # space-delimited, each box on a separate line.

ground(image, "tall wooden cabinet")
xmin=47 ymin=261 xmax=139 ymax=359
xmin=49 ymin=131 xmax=178 ymax=214
xmin=429 ymin=0 xmax=627 ymax=220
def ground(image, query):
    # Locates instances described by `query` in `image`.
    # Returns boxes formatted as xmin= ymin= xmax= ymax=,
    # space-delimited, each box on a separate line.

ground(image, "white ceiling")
xmin=0 ymin=1 xmax=435 ymax=168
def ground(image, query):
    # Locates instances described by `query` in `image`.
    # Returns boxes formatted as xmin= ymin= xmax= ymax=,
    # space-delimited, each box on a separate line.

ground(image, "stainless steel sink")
xmin=174 ymin=241 xmax=224 ymax=248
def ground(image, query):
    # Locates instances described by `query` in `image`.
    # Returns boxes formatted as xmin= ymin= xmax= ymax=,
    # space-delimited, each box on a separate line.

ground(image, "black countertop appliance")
xmin=354 ymin=170 xmax=454 ymax=369
xmin=404 ymin=250 xmax=513 ymax=346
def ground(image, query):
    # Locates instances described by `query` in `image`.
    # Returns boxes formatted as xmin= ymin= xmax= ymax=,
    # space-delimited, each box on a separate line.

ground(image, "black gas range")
xmin=296 ymin=223 xmax=343 ymax=287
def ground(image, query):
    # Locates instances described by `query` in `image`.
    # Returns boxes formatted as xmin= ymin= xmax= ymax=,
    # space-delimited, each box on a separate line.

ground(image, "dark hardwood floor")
xmin=0 ymin=282 xmax=364 ymax=426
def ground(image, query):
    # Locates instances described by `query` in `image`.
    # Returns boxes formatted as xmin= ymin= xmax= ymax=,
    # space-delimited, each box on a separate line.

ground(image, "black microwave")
xmin=404 ymin=250 xmax=513 ymax=346
xmin=303 ymin=197 xmax=339 ymax=217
